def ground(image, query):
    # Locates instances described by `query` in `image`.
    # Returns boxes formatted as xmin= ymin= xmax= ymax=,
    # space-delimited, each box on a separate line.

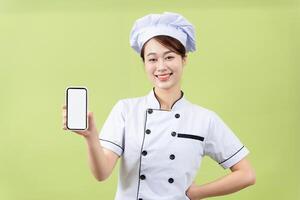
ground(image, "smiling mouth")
xmin=155 ymin=73 xmax=173 ymax=81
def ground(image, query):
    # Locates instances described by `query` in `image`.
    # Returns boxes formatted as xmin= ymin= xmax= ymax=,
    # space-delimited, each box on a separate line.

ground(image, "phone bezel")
xmin=66 ymin=86 xmax=88 ymax=131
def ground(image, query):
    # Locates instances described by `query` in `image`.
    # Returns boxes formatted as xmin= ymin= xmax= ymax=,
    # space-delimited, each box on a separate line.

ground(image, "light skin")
xmin=62 ymin=107 xmax=119 ymax=181
xmin=61 ymin=37 xmax=256 ymax=199
xmin=143 ymin=39 xmax=186 ymax=110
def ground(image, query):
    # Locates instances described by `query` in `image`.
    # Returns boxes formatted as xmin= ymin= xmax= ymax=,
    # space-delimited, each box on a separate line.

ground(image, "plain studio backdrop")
xmin=0 ymin=0 xmax=299 ymax=199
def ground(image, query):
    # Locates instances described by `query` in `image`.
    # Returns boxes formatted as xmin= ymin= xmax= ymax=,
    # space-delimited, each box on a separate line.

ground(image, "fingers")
xmin=62 ymin=124 xmax=67 ymax=130
xmin=62 ymin=104 xmax=67 ymax=130
xmin=62 ymin=117 xmax=67 ymax=130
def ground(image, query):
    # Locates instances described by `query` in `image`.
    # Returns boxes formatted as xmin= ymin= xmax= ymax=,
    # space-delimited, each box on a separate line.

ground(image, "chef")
xmin=62 ymin=12 xmax=256 ymax=200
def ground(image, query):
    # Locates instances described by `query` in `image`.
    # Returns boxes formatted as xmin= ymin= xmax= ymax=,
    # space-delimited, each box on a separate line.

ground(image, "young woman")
xmin=62 ymin=12 xmax=255 ymax=200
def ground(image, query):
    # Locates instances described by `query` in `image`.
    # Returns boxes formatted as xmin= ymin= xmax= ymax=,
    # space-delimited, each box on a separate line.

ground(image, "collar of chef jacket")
xmin=146 ymin=88 xmax=186 ymax=111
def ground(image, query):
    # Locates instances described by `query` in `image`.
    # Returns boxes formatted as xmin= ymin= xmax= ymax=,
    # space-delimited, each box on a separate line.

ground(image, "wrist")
xmin=195 ymin=185 xmax=207 ymax=199
xmin=84 ymin=131 xmax=98 ymax=144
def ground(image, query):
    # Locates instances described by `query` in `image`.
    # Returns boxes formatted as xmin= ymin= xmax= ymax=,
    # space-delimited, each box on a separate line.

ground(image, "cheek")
xmin=177 ymin=66 xmax=184 ymax=74
xmin=171 ymin=62 xmax=183 ymax=73
xmin=144 ymin=65 xmax=155 ymax=77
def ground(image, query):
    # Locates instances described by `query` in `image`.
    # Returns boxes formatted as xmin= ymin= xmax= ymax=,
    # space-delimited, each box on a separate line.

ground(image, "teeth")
xmin=156 ymin=73 xmax=172 ymax=77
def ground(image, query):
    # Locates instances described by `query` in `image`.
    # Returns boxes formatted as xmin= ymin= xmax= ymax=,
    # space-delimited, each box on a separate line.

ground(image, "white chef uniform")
xmin=99 ymin=89 xmax=249 ymax=200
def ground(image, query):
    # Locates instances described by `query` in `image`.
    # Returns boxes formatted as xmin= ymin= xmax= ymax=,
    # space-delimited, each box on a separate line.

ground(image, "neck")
xmin=154 ymin=86 xmax=182 ymax=110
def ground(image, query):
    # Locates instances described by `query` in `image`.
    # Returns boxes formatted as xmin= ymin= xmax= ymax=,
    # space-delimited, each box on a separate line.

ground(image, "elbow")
xmin=95 ymin=176 xmax=106 ymax=182
xmin=244 ymin=168 xmax=256 ymax=186
xmin=231 ymin=158 xmax=256 ymax=188
xmin=95 ymin=175 xmax=108 ymax=182
xmin=94 ymin=172 xmax=110 ymax=182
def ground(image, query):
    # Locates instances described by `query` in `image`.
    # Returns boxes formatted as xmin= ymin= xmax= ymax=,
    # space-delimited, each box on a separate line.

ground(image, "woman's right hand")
xmin=62 ymin=105 xmax=98 ymax=139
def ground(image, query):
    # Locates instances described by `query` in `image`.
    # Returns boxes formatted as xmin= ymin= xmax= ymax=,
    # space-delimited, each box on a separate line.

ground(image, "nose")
xmin=156 ymin=59 xmax=167 ymax=72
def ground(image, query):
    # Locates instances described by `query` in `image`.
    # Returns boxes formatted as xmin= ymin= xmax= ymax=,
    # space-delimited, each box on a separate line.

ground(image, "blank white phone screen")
xmin=67 ymin=88 xmax=87 ymax=130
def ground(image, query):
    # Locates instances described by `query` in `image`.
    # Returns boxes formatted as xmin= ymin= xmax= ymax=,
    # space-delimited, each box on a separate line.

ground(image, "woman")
xmin=62 ymin=12 xmax=255 ymax=200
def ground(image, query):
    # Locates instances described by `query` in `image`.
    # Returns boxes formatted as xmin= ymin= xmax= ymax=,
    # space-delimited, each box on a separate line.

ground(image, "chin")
xmin=154 ymin=82 xmax=175 ymax=90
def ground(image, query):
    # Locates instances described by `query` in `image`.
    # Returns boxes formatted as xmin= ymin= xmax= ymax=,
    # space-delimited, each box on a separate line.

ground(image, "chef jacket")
xmin=99 ymin=89 xmax=249 ymax=200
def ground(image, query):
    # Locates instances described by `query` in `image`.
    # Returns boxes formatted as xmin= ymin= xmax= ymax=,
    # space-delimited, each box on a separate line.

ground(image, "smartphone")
xmin=66 ymin=87 xmax=88 ymax=131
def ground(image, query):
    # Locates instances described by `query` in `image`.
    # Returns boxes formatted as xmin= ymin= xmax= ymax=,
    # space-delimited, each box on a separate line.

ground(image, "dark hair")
xmin=140 ymin=35 xmax=186 ymax=62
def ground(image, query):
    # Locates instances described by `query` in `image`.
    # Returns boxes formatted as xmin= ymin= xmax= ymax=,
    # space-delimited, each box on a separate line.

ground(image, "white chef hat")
xmin=129 ymin=12 xmax=196 ymax=54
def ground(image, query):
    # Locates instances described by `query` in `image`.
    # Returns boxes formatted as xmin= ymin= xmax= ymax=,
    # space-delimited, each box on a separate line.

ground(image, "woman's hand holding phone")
xmin=62 ymin=105 xmax=98 ymax=139
xmin=62 ymin=87 xmax=98 ymax=140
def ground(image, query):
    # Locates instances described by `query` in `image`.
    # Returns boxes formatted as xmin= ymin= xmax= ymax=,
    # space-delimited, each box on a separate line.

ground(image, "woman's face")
xmin=143 ymin=38 xmax=186 ymax=91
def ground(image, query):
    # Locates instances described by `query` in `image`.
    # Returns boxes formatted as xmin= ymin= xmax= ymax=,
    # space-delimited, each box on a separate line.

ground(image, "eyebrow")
xmin=146 ymin=50 xmax=174 ymax=57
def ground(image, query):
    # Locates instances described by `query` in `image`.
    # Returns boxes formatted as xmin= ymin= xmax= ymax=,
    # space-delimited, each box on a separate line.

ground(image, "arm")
xmin=186 ymin=158 xmax=256 ymax=199
xmin=85 ymin=133 xmax=119 ymax=181
xmin=62 ymin=105 xmax=119 ymax=181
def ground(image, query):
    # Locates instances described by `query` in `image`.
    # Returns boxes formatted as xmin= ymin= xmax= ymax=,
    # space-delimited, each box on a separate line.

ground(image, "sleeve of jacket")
xmin=204 ymin=111 xmax=249 ymax=169
xmin=99 ymin=100 xmax=125 ymax=156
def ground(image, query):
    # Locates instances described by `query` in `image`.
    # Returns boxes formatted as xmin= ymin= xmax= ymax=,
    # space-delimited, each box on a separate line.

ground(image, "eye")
xmin=148 ymin=58 xmax=157 ymax=62
xmin=165 ymin=56 xmax=174 ymax=60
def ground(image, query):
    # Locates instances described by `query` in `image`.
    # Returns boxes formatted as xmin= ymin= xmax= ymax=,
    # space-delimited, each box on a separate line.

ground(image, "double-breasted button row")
xmin=147 ymin=109 xmax=180 ymax=118
xmin=140 ymin=174 xmax=174 ymax=184
xmin=147 ymin=130 xmax=178 ymax=136
xmin=143 ymin=130 xmax=177 ymax=159
xmin=141 ymin=110 xmax=178 ymax=189
xmin=142 ymin=152 xmax=174 ymax=159
xmin=141 ymin=150 xmax=174 ymax=160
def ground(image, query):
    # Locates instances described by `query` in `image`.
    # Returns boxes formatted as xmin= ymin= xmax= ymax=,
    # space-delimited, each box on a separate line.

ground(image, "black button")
xmin=145 ymin=129 xmax=151 ymax=134
xmin=168 ymin=178 xmax=174 ymax=183
xmin=142 ymin=150 xmax=148 ymax=156
xmin=169 ymin=154 xmax=175 ymax=160
xmin=148 ymin=109 xmax=153 ymax=114
xmin=140 ymin=174 xmax=146 ymax=180
xmin=138 ymin=199 xmax=143 ymax=200
xmin=171 ymin=131 xmax=176 ymax=137
xmin=175 ymin=113 xmax=180 ymax=118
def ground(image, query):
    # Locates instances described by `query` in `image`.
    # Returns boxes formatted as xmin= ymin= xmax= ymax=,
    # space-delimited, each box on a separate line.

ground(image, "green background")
xmin=0 ymin=0 xmax=299 ymax=199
